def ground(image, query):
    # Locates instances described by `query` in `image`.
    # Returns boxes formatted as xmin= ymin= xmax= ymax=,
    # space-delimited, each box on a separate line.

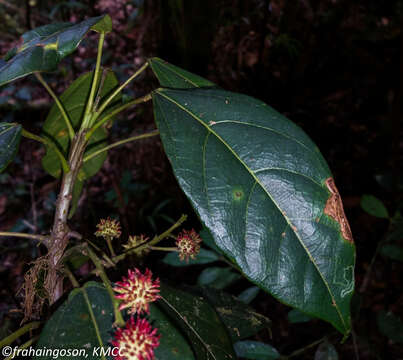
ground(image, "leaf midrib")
xmin=156 ymin=89 xmax=347 ymax=332
xmin=160 ymin=295 xmax=219 ymax=360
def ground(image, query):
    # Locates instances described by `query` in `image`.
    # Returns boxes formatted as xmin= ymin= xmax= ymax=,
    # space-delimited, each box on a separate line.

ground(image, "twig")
xmin=281 ymin=335 xmax=328 ymax=359
xmin=64 ymin=267 xmax=80 ymax=288
xmin=351 ymin=327 xmax=360 ymax=360
xmin=0 ymin=231 xmax=47 ymax=243
xmin=0 ymin=321 xmax=40 ymax=347
xmin=4 ymin=336 xmax=39 ymax=360
xmin=148 ymin=246 xmax=177 ymax=251
xmin=84 ymin=245 xmax=124 ymax=326
xmin=359 ymin=219 xmax=392 ymax=293
xmin=29 ymin=183 xmax=38 ymax=233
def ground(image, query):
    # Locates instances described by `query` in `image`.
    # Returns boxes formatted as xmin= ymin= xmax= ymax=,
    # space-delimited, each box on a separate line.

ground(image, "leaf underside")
xmin=0 ymin=15 xmax=110 ymax=87
xmin=152 ymin=85 xmax=355 ymax=335
xmin=41 ymin=68 xmax=121 ymax=180
xmin=0 ymin=122 xmax=22 ymax=172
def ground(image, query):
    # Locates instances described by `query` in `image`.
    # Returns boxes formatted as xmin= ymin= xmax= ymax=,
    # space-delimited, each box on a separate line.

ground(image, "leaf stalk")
xmin=83 ymin=129 xmax=159 ymax=163
xmin=21 ymin=129 xmax=70 ymax=173
xmin=34 ymin=73 xmax=75 ymax=140
xmin=93 ymin=61 xmax=149 ymax=120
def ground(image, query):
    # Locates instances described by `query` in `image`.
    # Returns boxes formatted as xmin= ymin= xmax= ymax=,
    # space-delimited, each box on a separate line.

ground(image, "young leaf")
xmin=90 ymin=14 xmax=113 ymax=33
xmin=233 ymin=341 xmax=280 ymax=360
xmin=377 ymin=310 xmax=403 ymax=344
xmin=0 ymin=15 xmax=110 ymax=87
xmin=197 ymin=267 xmax=242 ymax=290
xmin=41 ymin=69 xmax=121 ymax=179
xmin=237 ymin=286 xmax=260 ymax=304
xmin=380 ymin=244 xmax=403 ymax=262
xmin=0 ymin=122 xmax=22 ymax=172
xmin=148 ymin=57 xmax=215 ymax=89
xmin=361 ymin=194 xmax=389 ymax=219
xmin=314 ymin=341 xmax=338 ymax=360
xmin=162 ymin=248 xmax=219 ymax=267
xmin=36 ymin=282 xmax=114 ymax=359
xmin=152 ymin=86 xmax=355 ymax=335
xmin=159 ymin=284 xmax=236 ymax=360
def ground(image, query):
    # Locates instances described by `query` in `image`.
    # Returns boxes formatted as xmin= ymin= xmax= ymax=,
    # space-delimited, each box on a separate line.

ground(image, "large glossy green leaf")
xmin=159 ymin=284 xmax=235 ymax=360
xmin=0 ymin=15 xmax=111 ymax=87
xmin=36 ymin=282 xmax=114 ymax=360
xmin=149 ymin=304 xmax=195 ymax=360
xmin=152 ymin=87 xmax=356 ymax=335
xmin=0 ymin=122 xmax=22 ymax=172
xmin=148 ymin=57 xmax=215 ymax=89
xmin=197 ymin=287 xmax=271 ymax=342
xmin=42 ymin=69 xmax=121 ymax=179
xmin=36 ymin=282 xmax=196 ymax=360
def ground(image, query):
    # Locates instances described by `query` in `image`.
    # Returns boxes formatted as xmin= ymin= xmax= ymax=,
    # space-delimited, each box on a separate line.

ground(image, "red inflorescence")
xmin=112 ymin=317 xmax=160 ymax=360
xmin=176 ymin=229 xmax=202 ymax=262
xmin=114 ymin=268 xmax=160 ymax=315
xmin=95 ymin=217 xmax=122 ymax=239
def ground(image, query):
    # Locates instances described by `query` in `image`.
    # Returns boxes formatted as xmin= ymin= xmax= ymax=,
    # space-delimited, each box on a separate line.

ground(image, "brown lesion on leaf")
xmin=324 ymin=177 xmax=354 ymax=243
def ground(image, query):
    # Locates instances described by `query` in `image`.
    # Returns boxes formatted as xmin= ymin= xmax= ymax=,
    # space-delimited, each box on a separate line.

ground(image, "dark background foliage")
xmin=0 ymin=0 xmax=402 ymax=359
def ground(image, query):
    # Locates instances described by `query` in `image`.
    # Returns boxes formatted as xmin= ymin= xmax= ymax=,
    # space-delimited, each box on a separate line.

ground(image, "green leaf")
xmin=237 ymin=286 xmax=260 ymax=304
xmin=0 ymin=122 xmax=21 ymax=172
xmin=36 ymin=282 xmax=114 ymax=360
xmin=198 ymin=287 xmax=271 ymax=342
xmin=377 ymin=310 xmax=403 ymax=344
xmin=361 ymin=195 xmax=389 ymax=219
xmin=0 ymin=15 xmax=110 ymax=86
xmin=91 ymin=14 xmax=112 ymax=33
xmin=148 ymin=57 xmax=215 ymax=89
xmin=380 ymin=244 xmax=403 ymax=262
xmin=387 ymin=211 xmax=403 ymax=243
xmin=197 ymin=267 xmax=242 ymax=290
xmin=287 ymin=309 xmax=313 ymax=323
xmin=152 ymin=86 xmax=355 ymax=335
xmin=234 ymin=341 xmax=280 ymax=360
xmin=149 ymin=304 xmax=195 ymax=360
xmin=314 ymin=341 xmax=338 ymax=360
xmin=163 ymin=248 xmax=220 ymax=266
xmin=42 ymin=69 xmax=121 ymax=179
xmin=159 ymin=284 xmax=236 ymax=360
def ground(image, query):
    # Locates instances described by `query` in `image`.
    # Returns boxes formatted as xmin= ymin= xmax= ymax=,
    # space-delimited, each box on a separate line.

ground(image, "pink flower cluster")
xmin=112 ymin=268 xmax=161 ymax=360
xmin=176 ymin=229 xmax=202 ymax=262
